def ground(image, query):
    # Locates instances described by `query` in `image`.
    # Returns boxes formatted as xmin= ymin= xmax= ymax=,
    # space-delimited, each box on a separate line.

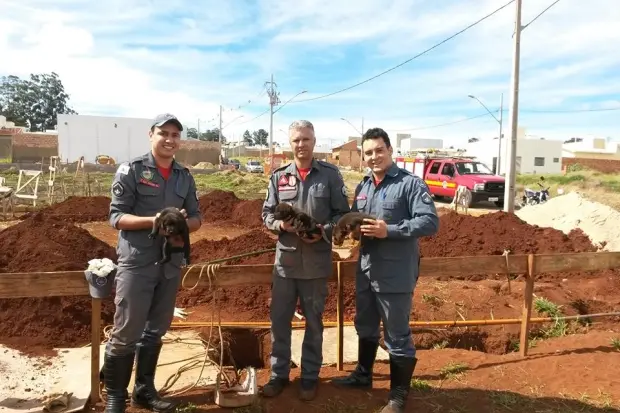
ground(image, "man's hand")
xmin=300 ymin=224 xmax=325 ymax=243
xmin=280 ymin=219 xmax=297 ymax=232
xmin=360 ymin=218 xmax=388 ymax=239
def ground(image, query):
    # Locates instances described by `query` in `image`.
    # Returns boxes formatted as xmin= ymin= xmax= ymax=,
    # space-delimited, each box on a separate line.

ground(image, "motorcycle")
xmin=521 ymin=181 xmax=550 ymax=206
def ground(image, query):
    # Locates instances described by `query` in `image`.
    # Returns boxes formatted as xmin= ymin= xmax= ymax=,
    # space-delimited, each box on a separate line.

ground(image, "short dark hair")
xmin=362 ymin=127 xmax=391 ymax=148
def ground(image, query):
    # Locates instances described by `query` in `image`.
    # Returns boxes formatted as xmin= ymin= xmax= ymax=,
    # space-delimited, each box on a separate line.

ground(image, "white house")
xmin=562 ymin=136 xmax=620 ymax=159
xmin=464 ymin=127 xmax=563 ymax=175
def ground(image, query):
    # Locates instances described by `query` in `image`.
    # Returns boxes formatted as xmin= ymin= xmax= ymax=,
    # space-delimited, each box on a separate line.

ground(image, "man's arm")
xmin=262 ymin=173 xmax=283 ymax=235
xmin=322 ymin=170 xmax=351 ymax=240
xmin=109 ymin=163 xmax=154 ymax=230
xmin=350 ymin=183 xmax=363 ymax=213
xmin=182 ymin=172 xmax=202 ymax=233
xmin=386 ymin=177 xmax=439 ymax=239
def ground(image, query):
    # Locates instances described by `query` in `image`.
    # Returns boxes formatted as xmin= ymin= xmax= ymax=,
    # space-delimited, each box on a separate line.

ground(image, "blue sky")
xmin=1 ymin=0 xmax=619 ymax=148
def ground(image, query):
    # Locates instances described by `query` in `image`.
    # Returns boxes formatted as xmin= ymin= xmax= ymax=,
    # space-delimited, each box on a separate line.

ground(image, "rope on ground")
xmin=95 ymin=248 xmax=276 ymax=399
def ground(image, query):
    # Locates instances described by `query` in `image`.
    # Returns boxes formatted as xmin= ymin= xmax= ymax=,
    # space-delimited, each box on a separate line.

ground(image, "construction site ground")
xmin=1 ymin=167 xmax=620 ymax=412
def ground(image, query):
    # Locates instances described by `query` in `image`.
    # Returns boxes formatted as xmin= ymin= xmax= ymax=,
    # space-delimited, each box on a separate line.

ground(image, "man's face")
xmin=289 ymin=127 xmax=315 ymax=161
xmin=362 ymin=137 xmax=393 ymax=174
xmin=149 ymin=122 xmax=181 ymax=159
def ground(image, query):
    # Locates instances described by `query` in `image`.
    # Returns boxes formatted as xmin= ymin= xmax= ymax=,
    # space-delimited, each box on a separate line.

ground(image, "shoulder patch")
xmin=341 ymin=185 xmax=348 ymax=197
xmin=421 ymin=191 xmax=433 ymax=205
xmin=112 ymin=182 xmax=125 ymax=197
xmin=116 ymin=164 xmax=130 ymax=175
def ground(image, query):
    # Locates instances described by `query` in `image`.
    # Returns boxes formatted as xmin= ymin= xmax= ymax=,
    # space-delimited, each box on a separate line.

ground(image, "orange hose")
xmin=170 ymin=311 xmax=620 ymax=329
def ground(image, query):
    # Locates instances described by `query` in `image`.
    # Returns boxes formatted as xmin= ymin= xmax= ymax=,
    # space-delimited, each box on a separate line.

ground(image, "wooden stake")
xmin=90 ymin=298 xmax=102 ymax=404
xmin=519 ymin=254 xmax=536 ymax=357
xmin=336 ymin=261 xmax=344 ymax=371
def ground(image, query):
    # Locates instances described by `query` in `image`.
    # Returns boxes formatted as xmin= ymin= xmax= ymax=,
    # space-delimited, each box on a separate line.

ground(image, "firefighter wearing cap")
xmin=332 ymin=127 xmax=439 ymax=413
xmin=261 ymin=120 xmax=351 ymax=401
xmin=104 ymin=114 xmax=202 ymax=413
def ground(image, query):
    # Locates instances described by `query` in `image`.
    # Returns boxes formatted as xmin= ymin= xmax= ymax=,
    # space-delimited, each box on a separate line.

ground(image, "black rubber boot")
xmin=131 ymin=344 xmax=178 ymax=412
xmin=332 ymin=338 xmax=379 ymax=388
xmin=379 ymin=355 xmax=417 ymax=413
xmin=103 ymin=353 xmax=135 ymax=413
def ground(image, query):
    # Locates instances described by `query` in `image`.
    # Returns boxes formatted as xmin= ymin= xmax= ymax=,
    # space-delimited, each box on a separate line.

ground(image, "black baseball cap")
xmin=152 ymin=113 xmax=183 ymax=131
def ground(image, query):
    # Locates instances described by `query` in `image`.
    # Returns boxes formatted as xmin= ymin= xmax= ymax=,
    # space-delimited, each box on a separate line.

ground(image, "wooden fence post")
xmin=519 ymin=254 xmax=536 ymax=357
xmin=90 ymin=298 xmax=102 ymax=404
xmin=336 ymin=261 xmax=344 ymax=371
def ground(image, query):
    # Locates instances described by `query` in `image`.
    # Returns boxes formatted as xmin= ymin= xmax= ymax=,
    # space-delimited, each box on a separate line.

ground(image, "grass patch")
xmin=439 ymin=362 xmax=469 ymax=380
xmin=532 ymin=297 xmax=569 ymax=339
xmin=611 ymin=337 xmax=620 ymax=351
xmin=317 ymin=397 xmax=368 ymax=412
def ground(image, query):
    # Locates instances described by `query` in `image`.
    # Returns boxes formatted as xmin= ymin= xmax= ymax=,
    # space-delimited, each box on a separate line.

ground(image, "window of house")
xmin=534 ymin=157 xmax=545 ymax=167
xmin=429 ymin=162 xmax=441 ymax=174
xmin=553 ymin=158 xmax=559 ymax=163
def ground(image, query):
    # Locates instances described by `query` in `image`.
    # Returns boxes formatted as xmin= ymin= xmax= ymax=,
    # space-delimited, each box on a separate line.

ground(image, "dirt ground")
xmin=85 ymin=332 xmax=620 ymax=413
xmin=2 ymin=192 xmax=620 ymax=412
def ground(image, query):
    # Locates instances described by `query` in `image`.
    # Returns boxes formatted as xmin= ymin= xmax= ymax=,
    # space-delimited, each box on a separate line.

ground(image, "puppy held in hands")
xmin=333 ymin=212 xmax=376 ymax=246
xmin=274 ymin=203 xmax=322 ymax=239
xmin=149 ymin=207 xmax=191 ymax=265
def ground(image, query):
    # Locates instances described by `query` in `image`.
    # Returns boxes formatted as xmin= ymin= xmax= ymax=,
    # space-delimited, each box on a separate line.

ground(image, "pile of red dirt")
xmin=198 ymin=190 xmax=264 ymax=227
xmin=419 ymin=210 xmax=597 ymax=257
xmin=22 ymin=196 xmax=111 ymax=223
xmin=177 ymin=229 xmax=341 ymax=313
xmin=0 ymin=213 xmax=117 ymax=356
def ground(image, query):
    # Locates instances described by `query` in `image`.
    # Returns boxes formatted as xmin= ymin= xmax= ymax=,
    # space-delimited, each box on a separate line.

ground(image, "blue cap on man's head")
xmin=152 ymin=113 xmax=183 ymax=131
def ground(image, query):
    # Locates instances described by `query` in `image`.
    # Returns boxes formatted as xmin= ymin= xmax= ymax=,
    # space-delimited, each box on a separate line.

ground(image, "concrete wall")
xmin=466 ymin=135 xmax=563 ymax=175
xmin=57 ymin=114 xmax=190 ymax=164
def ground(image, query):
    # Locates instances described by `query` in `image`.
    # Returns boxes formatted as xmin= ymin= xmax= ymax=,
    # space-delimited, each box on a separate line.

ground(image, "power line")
xmin=290 ymin=0 xmax=516 ymax=103
xmin=388 ymin=106 xmax=620 ymax=132
xmin=522 ymin=0 xmax=562 ymax=30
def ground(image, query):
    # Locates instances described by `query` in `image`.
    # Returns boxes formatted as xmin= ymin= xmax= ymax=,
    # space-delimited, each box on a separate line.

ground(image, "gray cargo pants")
xmin=269 ymin=274 xmax=328 ymax=381
xmin=105 ymin=263 xmax=181 ymax=356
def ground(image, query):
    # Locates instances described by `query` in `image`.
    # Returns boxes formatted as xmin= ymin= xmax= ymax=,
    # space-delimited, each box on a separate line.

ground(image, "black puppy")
xmin=273 ymin=203 xmax=322 ymax=239
xmin=149 ymin=207 xmax=191 ymax=265
xmin=333 ymin=212 xmax=376 ymax=246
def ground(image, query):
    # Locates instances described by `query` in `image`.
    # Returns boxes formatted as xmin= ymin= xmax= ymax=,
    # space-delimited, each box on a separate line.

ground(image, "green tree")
xmin=186 ymin=127 xmax=199 ymax=139
xmin=242 ymin=130 xmax=254 ymax=146
xmin=198 ymin=128 xmax=226 ymax=143
xmin=0 ymin=72 xmax=77 ymax=131
xmin=252 ymin=129 xmax=269 ymax=146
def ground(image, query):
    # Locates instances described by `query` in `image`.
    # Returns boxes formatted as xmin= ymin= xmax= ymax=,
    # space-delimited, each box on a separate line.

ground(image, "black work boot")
xmin=262 ymin=377 xmax=290 ymax=397
xmin=103 ymin=353 xmax=135 ymax=413
xmin=332 ymin=338 xmax=379 ymax=388
xmin=131 ymin=344 xmax=178 ymax=412
xmin=379 ymin=355 xmax=417 ymax=413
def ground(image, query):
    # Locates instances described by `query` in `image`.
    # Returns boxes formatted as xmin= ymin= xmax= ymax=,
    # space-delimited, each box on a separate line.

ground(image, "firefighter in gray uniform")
xmin=332 ymin=127 xmax=439 ymax=413
xmin=104 ymin=114 xmax=202 ymax=413
xmin=261 ymin=120 xmax=350 ymax=401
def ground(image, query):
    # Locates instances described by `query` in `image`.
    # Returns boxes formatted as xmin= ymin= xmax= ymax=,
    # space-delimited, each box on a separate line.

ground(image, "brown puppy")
xmin=333 ymin=211 xmax=376 ymax=246
xmin=149 ymin=207 xmax=190 ymax=265
xmin=274 ymin=203 xmax=322 ymax=239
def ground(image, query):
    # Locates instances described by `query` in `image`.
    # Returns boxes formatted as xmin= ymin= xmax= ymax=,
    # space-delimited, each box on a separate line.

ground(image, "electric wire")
xmin=290 ymin=0 xmax=516 ymax=103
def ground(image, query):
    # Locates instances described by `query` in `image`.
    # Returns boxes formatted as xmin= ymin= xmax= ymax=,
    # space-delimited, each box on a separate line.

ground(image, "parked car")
xmin=246 ymin=159 xmax=264 ymax=173
xmin=229 ymin=159 xmax=241 ymax=170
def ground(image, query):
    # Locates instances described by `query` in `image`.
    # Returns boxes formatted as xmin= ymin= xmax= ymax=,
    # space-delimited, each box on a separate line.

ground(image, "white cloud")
xmin=0 ymin=0 xmax=618 ymax=152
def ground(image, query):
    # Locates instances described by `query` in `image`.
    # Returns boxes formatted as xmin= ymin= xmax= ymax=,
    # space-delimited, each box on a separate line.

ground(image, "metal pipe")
xmin=170 ymin=311 xmax=620 ymax=330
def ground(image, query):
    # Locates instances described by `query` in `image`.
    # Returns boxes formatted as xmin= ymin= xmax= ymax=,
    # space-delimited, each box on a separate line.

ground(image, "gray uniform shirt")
xmin=262 ymin=159 xmax=351 ymax=279
xmin=352 ymin=163 xmax=439 ymax=293
xmin=109 ymin=152 xmax=201 ymax=271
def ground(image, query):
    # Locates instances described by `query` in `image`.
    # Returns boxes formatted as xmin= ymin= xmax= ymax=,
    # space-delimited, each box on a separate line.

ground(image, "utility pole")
xmin=497 ymin=93 xmax=503 ymax=175
xmin=218 ymin=105 xmax=223 ymax=143
xmin=503 ymin=0 xmax=522 ymax=213
xmin=266 ymin=74 xmax=280 ymax=157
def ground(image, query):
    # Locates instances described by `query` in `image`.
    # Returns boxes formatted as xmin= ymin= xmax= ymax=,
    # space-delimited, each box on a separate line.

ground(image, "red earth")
xmin=1 ymin=194 xmax=619 ymax=412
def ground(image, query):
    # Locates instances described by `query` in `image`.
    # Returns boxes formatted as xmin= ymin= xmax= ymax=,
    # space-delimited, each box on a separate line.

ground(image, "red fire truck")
xmin=394 ymin=152 xmax=506 ymax=207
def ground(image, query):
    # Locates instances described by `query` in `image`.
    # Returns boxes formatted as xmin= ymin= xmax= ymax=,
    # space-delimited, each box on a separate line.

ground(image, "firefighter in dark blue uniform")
xmin=332 ymin=127 xmax=439 ymax=413
xmin=105 ymin=114 xmax=202 ymax=413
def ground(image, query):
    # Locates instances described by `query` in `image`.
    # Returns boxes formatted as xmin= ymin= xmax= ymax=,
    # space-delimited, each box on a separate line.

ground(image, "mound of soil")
xmin=0 ymin=213 xmax=117 ymax=356
xmin=199 ymin=190 xmax=242 ymax=222
xmin=198 ymin=189 xmax=264 ymax=228
xmin=419 ymin=210 xmax=597 ymax=257
xmin=177 ymin=229 xmax=342 ymax=315
xmin=22 ymin=196 xmax=111 ymax=223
